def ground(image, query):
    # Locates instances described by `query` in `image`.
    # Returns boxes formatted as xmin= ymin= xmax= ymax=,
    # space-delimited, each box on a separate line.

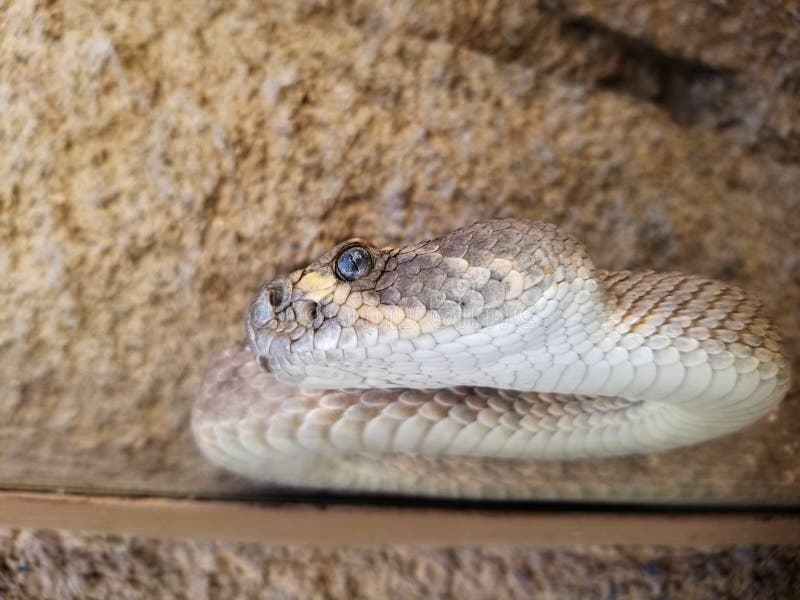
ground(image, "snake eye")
xmin=334 ymin=244 xmax=374 ymax=282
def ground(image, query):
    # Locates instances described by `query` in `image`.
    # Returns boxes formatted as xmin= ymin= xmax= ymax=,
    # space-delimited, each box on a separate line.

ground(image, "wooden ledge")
xmin=0 ymin=491 xmax=797 ymax=546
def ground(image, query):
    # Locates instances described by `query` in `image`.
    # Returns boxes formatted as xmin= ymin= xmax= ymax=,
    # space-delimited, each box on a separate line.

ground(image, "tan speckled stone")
xmin=0 ymin=528 xmax=797 ymax=599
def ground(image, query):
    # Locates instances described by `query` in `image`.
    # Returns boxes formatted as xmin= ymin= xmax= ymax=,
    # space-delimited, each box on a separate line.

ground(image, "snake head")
xmin=246 ymin=236 xmax=393 ymax=382
xmin=246 ymin=219 xmax=595 ymax=388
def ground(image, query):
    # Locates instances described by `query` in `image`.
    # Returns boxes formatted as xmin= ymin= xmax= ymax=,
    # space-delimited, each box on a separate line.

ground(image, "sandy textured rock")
xmin=1 ymin=529 xmax=798 ymax=599
xmin=0 ymin=1 xmax=798 ymax=503
xmin=312 ymin=0 xmax=800 ymax=157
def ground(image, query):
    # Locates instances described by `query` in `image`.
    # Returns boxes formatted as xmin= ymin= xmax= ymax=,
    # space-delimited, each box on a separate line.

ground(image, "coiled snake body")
xmin=193 ymin=219 xmax=790 ymax=496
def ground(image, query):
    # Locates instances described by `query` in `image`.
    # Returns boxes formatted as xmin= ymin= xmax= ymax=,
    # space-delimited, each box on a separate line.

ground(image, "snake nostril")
xmin=265 ymin=277 xmax=292 ymax=313
xmin=267 ymin=287 xmax=282 ymax=309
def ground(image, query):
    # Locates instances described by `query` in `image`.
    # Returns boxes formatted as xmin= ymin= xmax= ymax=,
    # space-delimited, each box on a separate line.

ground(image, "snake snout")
xmin=248 ymin=277 xmax=293 ymax=327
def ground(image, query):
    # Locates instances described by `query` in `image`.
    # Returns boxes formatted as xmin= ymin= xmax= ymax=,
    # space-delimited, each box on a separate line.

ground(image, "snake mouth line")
xmin=256 ymin=354 xmax=272 ymax=373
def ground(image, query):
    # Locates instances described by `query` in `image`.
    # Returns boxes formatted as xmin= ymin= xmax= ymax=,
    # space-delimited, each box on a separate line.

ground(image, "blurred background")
xmin=1 ymin=1 xmax=798 ymax=597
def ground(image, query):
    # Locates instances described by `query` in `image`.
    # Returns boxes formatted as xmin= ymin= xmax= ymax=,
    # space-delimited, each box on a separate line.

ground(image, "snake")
xmin=192 ymin=218 xmax=791 ymax=497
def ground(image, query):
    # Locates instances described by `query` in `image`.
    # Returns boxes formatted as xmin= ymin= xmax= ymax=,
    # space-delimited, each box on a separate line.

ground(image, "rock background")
xmin=0 ymin=529 xmax=798 ymax=599
xmin=1 ymin=0 xmax=799 ymax=594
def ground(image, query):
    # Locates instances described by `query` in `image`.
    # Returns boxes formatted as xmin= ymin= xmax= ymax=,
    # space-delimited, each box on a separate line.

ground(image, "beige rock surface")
xmin=0 ymin=1 xmax=798 ymax=503
xmin=1 ymin=528 xmax=798 ymax=599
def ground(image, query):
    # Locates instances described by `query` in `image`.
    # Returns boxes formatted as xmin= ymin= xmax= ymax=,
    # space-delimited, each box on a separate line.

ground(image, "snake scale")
xmin=193 ymin=219 xmax=791 ymax=497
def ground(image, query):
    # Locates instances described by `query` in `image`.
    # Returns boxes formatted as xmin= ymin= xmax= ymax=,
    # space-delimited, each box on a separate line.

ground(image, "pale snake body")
xmin=193 ymin=219 xmax=791 ymax=497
